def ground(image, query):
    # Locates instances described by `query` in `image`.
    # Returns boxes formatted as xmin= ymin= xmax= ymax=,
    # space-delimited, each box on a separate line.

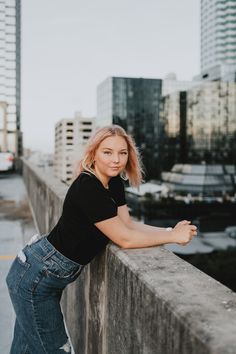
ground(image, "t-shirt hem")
xmin=93 ymin=212 xmax=117 ymax=224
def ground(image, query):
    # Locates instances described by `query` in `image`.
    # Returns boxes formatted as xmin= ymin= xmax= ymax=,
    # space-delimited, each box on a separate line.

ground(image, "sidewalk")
xmin=0 ymin=173 xmax=37 ymax=353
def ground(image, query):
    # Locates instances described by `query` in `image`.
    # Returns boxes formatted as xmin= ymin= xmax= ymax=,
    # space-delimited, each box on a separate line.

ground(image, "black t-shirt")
xmin=47 ymin=172 xmax=126 ymax=265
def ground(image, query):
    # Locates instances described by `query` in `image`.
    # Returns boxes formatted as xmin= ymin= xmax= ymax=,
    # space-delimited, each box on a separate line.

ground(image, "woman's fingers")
xmin=175 ymin=220 xmax=190 ymax=228
xmin=179 ymin=220 xmax=191 ymax=225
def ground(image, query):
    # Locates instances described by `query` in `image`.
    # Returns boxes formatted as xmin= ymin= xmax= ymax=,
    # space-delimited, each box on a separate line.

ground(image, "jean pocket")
xmin=44 ymin=259 xmax=79 ymax=280
xmin=6 ymin=251 xmax=30 ymax=294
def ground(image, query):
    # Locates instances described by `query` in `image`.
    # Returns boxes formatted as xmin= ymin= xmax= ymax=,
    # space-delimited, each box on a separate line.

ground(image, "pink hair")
xmin=74 ymin=125 xmax=144 ymax=187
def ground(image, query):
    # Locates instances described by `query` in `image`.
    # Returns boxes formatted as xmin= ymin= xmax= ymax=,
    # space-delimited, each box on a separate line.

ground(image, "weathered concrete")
xmin=22 ymin=159 xmax=236 ymax=354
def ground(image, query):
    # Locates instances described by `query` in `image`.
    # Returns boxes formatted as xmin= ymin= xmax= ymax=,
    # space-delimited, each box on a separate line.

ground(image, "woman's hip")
xmin=6 ymin=234 xmax=84 ymax=298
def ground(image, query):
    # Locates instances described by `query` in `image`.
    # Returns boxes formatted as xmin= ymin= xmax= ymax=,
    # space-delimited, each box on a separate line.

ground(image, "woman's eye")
xmin=104 ymin=151 xmax=111 ymax=155
xmin=121 ymin=152 xmax=128 ymax=155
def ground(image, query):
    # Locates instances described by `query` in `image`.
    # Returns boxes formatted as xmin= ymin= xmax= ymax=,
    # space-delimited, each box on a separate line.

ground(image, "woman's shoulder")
xmin=72 ymin=171 xmax=97 ymax=188
xmin=65 ymin=173 xmax=100 ymax=202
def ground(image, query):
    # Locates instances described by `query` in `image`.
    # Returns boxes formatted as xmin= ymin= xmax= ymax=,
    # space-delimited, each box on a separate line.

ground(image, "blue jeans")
xmin=6 ymin=235 xmax=84 ymax=354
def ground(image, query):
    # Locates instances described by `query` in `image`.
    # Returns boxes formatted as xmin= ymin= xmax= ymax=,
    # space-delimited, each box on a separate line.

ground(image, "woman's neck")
xmin=93 ymin=168 xmax=110 ymax=189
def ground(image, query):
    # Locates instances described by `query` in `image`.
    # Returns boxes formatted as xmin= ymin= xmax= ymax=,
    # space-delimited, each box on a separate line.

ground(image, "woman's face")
xmin=94 ymin=135 xmax=128 ymax=181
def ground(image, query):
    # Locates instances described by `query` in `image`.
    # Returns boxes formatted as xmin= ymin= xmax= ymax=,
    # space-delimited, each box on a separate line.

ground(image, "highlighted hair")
xmin=74 ymin=125 xmax=144 ymax=187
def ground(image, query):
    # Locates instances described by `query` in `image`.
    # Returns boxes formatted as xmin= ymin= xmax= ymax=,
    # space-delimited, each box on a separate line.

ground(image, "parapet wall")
xmin=22 ymin=159 xmax=236 ymax=354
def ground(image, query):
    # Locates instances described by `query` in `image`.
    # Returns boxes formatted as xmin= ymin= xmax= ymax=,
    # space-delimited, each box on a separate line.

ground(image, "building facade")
xmin=160 ymin=91 xmax=187 ymax=170
xmin=201 ymin=0 xmax=236 ymax=72
xmin=0 ymin=0 xmax=21 ymax=156
xmin=161 ymin=81 xmax=236 ymax=167
xmin=54 ymin=112 xmax=95 ymax=183
xmin=162 ymin=73 xmax=201 ymax=96
xmin=199 ymin=0 xmax=236 ymax=80
xmin=97 ymin=77 xmax=163 ymax=179
xmin=187 ymin=81 xmax=236 ymax=163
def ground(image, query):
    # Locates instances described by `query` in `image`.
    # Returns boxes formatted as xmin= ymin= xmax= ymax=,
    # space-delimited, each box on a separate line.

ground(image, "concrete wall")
xmin=22 ymin=159 xmax=236 ymax=354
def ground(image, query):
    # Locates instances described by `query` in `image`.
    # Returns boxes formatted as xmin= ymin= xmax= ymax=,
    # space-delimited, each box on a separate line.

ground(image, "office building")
xmin=54 ymin=112 xmax=95 ymax=183
xmin=97 ymin=77 xmax=162 ymax=179
xmin=0 ymin=0 xmax=21 ymax=156
xmin=187 ymin=81 xmax=236 ymax=163
xmin=161 ymin=81 xmax=236 ymax=166
xmin=199 ymin=0 xmax=236 ymax=81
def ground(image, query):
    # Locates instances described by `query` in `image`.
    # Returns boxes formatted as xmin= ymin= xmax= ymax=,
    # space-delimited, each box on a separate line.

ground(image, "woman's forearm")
xmin=122 ymin=227 xmax=175 ymax=249
xmin=129 ymin=220 xmax=167 ymax=234
xmin=95 ymin=216 xmax=196 ymax=249
xmin=121 ymin=220 xmax=196 ymax=249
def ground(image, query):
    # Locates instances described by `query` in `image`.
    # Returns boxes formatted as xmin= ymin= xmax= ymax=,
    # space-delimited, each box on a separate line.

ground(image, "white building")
xmin=200 ymin=0 xmax=236 ymax=79
xmin=54 ymin=112 xmax=95 ymax=184
xmin=0 ymin=0 xmax=21 ymax=156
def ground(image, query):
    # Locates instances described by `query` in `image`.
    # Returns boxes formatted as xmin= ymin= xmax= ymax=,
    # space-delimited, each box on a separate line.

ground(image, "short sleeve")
xmin=76 ymin=176 xmax=117 ymax=223
xmin=108 ymin=175 xmax=126 ymax=207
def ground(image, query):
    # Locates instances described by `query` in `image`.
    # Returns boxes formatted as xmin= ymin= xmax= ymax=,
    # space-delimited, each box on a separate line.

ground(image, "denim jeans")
xmin=6 ymin=234 xmax=84 ymax=354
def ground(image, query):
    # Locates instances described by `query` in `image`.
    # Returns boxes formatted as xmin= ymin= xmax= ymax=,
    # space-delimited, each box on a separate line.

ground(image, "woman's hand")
xmin=171 ymin=220 xmax=197 ymax=246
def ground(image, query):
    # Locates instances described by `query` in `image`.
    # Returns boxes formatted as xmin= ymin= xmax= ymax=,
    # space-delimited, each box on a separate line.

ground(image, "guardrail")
xmin=22 ymin=159 xmax=236 ymax=354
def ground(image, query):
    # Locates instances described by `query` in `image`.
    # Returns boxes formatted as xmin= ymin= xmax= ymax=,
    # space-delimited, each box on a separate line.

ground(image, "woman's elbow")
xmin=118 ymin=238 xmax=134 ymax=249
xmin=112 ymin=234 xmax=132 ymax=249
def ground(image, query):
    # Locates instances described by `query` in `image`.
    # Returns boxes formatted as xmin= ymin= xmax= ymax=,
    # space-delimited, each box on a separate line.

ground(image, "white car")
xmin=0 ymin=152 xmax=14 ymax=172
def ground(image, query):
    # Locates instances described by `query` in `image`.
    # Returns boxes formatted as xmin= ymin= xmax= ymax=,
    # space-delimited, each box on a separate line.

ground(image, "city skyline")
xmin=21 ymin=0 xmax=200 ymax=153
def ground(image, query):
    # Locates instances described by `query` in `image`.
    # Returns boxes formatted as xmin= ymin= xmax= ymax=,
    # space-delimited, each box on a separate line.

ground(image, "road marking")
xmin=0 ymin=255 xmax=16 ymax=260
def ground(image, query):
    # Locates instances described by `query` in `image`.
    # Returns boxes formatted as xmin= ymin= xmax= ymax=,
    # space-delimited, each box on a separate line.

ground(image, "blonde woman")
xmin=6 ymin=125 xmax=197 ymax=354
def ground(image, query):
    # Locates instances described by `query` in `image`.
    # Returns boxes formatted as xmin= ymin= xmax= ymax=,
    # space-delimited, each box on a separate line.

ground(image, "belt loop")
xmin=42 ymin=249 xmax=55 ymax=261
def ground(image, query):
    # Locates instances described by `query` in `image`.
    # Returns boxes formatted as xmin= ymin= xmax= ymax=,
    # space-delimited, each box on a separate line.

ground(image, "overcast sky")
xmin=21 ymin=0 xmax=200 ymax=153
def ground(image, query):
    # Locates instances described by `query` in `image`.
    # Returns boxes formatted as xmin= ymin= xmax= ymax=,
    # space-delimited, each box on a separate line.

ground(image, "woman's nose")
xmin=113 ymin=154 xmax=120 ymax=163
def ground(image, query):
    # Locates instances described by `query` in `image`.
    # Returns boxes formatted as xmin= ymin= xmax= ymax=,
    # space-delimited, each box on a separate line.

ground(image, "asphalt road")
xmin=0 ymin=172 xmax=37 ymax=353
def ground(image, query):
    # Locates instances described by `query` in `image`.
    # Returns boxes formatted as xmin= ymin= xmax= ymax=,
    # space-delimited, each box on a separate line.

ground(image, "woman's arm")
xmin=95 ymin=205 xmax=197 ymax=249
xmin=117 ymin=205 xmax=171 ymax=233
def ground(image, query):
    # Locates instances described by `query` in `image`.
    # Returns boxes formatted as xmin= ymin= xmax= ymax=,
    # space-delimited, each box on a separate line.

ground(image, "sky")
xmin=21 ymin=0 xmax=200 ymax=153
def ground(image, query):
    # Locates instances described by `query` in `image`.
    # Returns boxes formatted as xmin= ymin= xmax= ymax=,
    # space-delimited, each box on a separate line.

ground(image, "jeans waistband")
xmin=27 ymin=235 xmax=84 ymax=273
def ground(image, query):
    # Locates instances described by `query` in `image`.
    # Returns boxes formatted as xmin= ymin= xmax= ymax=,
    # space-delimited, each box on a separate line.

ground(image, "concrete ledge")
xmin=22 ymin=159 xmax=236 ymax=354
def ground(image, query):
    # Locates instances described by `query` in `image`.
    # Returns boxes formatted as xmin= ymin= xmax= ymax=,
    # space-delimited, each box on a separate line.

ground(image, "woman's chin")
xmin=108 ymin=168 xmax=121 ymax=176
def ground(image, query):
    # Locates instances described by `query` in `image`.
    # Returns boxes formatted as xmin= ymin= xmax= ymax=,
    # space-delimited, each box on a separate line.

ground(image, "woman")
xmin=6 ymin=124 xmax=197 ymax=354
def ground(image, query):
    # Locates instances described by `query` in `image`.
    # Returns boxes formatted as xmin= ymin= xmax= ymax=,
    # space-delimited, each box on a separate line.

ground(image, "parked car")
xmin=0 ymin=152 xmax=14 ymax=172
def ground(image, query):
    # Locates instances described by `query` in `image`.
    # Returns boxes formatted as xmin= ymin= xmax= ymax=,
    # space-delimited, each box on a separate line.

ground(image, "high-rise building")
xmin=199 ymin=0 xmax=236 ymax=81
xmin=54 ymin=112 xmax=95 ymax=183
xmin=97 ymin=77 xmax=163 ymax=179
xmin=0 ymin=0 xmax=21 ymax=156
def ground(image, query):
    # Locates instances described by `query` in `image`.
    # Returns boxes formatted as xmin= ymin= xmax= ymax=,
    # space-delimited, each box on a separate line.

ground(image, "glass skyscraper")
xmin=0 ymin=0 xmax=21 ymax=156
xmin=97 ymin=77 xmax=163 ymax=179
